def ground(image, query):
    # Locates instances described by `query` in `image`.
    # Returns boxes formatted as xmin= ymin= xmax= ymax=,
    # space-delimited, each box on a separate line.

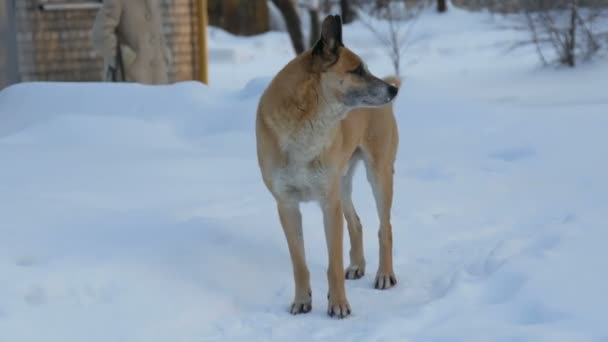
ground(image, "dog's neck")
xmin=264 ymin=59 xmax=350 ymax=162
xmin=283 ymin=98 xmax=348 ymax=163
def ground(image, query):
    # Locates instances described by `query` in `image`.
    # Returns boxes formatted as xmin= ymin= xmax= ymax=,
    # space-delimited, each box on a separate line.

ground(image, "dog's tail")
xmin=383 ymin=76 xmax=401 ymax=88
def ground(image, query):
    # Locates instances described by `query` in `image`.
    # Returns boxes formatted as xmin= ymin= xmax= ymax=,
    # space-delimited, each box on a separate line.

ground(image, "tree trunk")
xmin=271 ymin=0 xmax=305 ymax=55
xmin=321 ymin=0 xmax=332 ymax=13
xmin=566 ymin=0 xmax=577 ymax=67
xmin=437 ymin=0 xmax=447 ymax=13
xmin=309 ymin=8 xmax=321 ymax=48
xmin=341 ymin=0 xmax=356 ymax=24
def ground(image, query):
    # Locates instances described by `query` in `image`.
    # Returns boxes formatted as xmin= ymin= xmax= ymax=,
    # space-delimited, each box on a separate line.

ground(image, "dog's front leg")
xmin=322 ymin=187 xmax=351 ymax=318
xmin=277 ymin=203 xmax=312 ymax=314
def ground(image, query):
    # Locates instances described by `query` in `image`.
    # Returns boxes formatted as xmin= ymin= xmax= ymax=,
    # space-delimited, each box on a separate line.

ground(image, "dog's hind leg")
xmin=342 ymin=153 xmax=366 ymax=280
xmin=364 ymin=153 xmax=397 ymax=290
xmin=277 ymin=203 xmax=312 ymax=314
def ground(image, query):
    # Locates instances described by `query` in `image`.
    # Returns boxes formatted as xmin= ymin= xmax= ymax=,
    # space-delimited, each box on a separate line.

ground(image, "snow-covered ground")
xmin=1 ymin=7 xmax=607 ymax=342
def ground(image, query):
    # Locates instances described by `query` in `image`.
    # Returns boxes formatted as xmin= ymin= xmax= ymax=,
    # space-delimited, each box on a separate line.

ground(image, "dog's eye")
xmin=350 ymin=65 xmax=364 ymax=77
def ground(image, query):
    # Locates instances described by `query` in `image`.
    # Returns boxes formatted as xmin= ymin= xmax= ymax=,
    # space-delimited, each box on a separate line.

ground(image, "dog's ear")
xmin=312 ymin=15 xmax=343 ymax=67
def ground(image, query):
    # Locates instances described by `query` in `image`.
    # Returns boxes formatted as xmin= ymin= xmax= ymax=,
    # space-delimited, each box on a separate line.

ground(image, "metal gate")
xmin=0 ymin=0 xmax=19 ymax=89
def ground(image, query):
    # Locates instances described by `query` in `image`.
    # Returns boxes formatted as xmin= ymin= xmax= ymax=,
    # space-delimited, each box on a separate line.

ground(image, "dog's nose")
xmin=388 ymin=85 xmax=399 ymax=98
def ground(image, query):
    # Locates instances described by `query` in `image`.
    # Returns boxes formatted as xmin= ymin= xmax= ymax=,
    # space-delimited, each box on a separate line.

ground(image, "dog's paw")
xmin=345 ymin=265 xmax=365 ymax=280
xmin=290 ymin=300 xmax=312 ymax=315
xmin=374 ymin=272 xmax=397 ymax=290
xmin=289 ymin=291 xmax=312 ymax=315
xmin=327 ymin=296 xmax=351 ymax=318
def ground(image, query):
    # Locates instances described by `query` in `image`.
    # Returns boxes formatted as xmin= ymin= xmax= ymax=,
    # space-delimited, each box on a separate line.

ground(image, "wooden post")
xmin=197 ymin=0 xmax=209 ymax=84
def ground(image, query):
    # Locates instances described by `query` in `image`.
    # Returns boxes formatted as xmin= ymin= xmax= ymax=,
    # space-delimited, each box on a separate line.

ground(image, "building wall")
xmin=15 ymin=0 xmax=102 ymax=81
xmin=1 ymin=0 xmax=20 ymax=88
xmin=163 ymin=0 xmax=201 ymax=82
xmin=13 ymin=0 xmax=200 ymax=83
xmin=208 ymin=0 xmax=268 ymax=36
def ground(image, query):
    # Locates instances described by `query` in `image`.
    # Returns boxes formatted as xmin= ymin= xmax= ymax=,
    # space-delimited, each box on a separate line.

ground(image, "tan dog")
xmin=256 ymin=15 xmax=400 ymax=318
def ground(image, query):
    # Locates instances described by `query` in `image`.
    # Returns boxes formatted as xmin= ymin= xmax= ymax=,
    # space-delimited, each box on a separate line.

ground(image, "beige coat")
xmin=92 ymin=0 xmax=172 ymax=84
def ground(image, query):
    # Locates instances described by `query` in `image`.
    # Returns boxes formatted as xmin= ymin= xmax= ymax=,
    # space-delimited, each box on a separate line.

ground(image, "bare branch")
xmin=523 ymin=10 xmax=549 ymax=64
xmin=511 ymin=0 xmax=606 ymax=67
xmin=355 ymin=0 xmax=424 ymax=76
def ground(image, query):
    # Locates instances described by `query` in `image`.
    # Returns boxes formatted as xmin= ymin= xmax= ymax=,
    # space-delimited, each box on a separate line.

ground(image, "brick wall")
xmin=208 ymin=0 xmax=268 ymax=36
xmin=163 ymin=0 xmax=200 ymax=82
xmin=14 ymin=0 xmax=200 ymax=83
xmin=15 ymin=0 xmax=102 ymax=81
xmin=1 ymin=0 xmax=20 ymax=88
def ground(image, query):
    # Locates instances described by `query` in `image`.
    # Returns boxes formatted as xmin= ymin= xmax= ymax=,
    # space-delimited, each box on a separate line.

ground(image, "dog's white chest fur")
xmin=272 ymin=158 xmax=328 ymax=202
xmin=270 ymin=108 xmax=344 ymax=203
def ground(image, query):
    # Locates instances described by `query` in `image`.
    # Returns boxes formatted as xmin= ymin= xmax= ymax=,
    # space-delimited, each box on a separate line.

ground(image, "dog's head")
xmin=311 ymin=15 xmax=399 ymax=109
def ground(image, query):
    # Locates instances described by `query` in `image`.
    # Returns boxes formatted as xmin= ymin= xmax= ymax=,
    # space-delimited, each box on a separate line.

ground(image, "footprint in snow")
xmin=24 ymin=286 xmax=47 ymax=306
xmin=483 ymin=234 xmax=561 ymax=276
xmin=528 ymin=234 xmax=561 ymax=258
xmin=404 ymin=165 xmax=450 ymax=182
xmin=481 ymin=271 xmax=527 ymax=305
xmin=487 ymin=146 xmax=536 ymax=163
xmin=511 ymin=301 xmax=569 ymax=325
xmin=561 ymin=213 xmax=577 ymax=224
xmin=15 ymin=256 xmax=41 ymax=267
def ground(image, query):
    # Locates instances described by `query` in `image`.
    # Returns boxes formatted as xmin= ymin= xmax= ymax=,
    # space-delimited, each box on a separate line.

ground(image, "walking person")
xmin=92 ymin=0 xmax=172 ymax=84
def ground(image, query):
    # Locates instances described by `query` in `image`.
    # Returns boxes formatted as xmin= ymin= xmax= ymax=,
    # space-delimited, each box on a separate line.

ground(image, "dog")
xmin=255 ymin=14 xmax=400 ymax=318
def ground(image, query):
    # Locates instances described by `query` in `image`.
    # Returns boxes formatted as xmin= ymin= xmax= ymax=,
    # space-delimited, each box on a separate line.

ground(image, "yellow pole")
xmin=197 ymin=0 xmax=209 ymax=84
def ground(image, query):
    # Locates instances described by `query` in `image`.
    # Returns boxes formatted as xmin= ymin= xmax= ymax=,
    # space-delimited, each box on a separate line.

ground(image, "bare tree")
xmin=437 ymin=0 xmax=447 ymax=13
xmin=308 ymin=6 xmax=321 ymax=47
xmin=305 ymin=1 xmax=322 ymax=48
xmin=356 ymin=0 xmax=425 ymax=75
xmin=566 ymin=0 xmax=578 ymax=66
xmin=271 ymin=0 xmax=306 ymax=54
xmin=271 ymin=0 xmax=328 ymax=55
xmin=341 ymin=0 xmax=357 ymax=23
xmin=512 ymin=0 xmax=607 ymax=67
